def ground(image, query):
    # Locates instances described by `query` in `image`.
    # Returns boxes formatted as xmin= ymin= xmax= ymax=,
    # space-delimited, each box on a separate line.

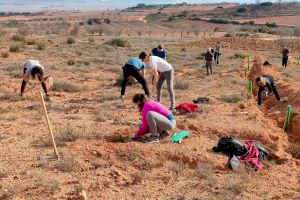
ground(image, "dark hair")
xmin=132 ymin=93 xmax=147 ymax=111
xmin=139 ymin=52 xmax=147 ymax=60
xmin=256 ymin=76 xmax=261 ymax=83
xmin=31 ymin=67 xmax=43 ymax=79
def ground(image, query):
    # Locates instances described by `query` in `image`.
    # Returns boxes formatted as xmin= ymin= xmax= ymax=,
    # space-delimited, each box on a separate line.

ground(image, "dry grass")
xmin=288 ymin=143 xmax=300 ymax=159
xmin=36 ymin=177 xmax=60 ymax=194
xmin=174 ymin=80 xmax=191 ymax=90
xmin=104 ymin=38 xmax=130 ymax=47
xmin=131 ymin=171 xmax=146 ymax=184
xmin=67 ymin=37 xmax=76 ymax=44
xmin=169 ymin=161 xmax=186 ymax=175
xmin=55 ymin=157 xmax=80 ymax=173
xmin=219 ymin=93 xmax=245 ymax=103
xmin=9 ymin=44 xmax=21 ymax=52
xmin=1 ymin=52 xmax=9 ymax=58
xmin=52 ymin=81 xmax=81 ymax=92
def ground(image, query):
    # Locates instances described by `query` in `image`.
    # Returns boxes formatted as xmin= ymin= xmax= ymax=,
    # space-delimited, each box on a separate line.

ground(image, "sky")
xmin=0 ymin=0 xmax=291 ymax=12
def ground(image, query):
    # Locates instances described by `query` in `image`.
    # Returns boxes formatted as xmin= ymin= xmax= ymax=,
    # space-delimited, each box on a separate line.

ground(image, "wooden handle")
xmin=40 ymin=91 xmax=59 ymax=159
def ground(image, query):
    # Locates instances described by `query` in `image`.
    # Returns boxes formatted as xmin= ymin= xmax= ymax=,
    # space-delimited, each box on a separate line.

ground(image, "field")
xmin=237 ymin=15 xmax=300 ymax=26
xmin=0 ymin=3 xmax=300 ymax=200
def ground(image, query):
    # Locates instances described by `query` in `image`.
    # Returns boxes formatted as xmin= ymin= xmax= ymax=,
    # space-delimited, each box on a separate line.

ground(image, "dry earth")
xmin=0 ymin=10 xmax=299 ymax=200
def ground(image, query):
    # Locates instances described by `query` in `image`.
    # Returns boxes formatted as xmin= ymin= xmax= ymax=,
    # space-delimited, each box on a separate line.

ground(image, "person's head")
xmin=139 ymin=52 xmax=147 ymax=62
xmin=256 ymin=76 xmax=266 ymax=87
xmin=132 ymin=93 xmax=147 ymax=112
xmin=207 ymin=48 xmax=211 ymax=53
xmin=31 ymin=66 xmax=43 ymax=79
xmin=157 ymin=44 xmax=163 ymax=50
xmin=217 ymin=42 xmax=220 ymax=44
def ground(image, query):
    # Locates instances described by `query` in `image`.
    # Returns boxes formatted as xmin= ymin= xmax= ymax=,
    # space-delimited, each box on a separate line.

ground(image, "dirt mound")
xmin=248 ymin=59 xmax=300 ymax=142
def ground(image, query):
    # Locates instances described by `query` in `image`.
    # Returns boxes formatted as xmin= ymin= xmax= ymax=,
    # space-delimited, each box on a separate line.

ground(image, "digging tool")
xmin=39 ymin=91 xmax=59 ymax=160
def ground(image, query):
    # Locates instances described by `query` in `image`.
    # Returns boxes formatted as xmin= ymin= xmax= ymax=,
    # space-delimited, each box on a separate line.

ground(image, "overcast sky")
xmin=0 ymin=0 xmax=292 ymax=12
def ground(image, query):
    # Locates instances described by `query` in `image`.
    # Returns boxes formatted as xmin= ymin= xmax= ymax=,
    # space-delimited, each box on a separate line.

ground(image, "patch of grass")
xmin=67 ymin=37 xmax=76 ymax=44
xmin=37 ymin=178 xmax=60 ymax=194
xmin=119 ymin=148 xmax=140 ymax=162
xmin=55 ymin=158 xmax=80 ymax=173
xmin=104 ymin=38 xmax=130 ymax=47
xmin=233 ymin=53 xmax=246 ymax=59
xmin=174 ymin=80 xmax=191 ymax=90
xmin=288 ymin=143 xmax=300 ymax=159
xmin=219 ymin=94 xmax=244 ymax=103
xmin=112 ymin=134 xmax=127 ymax=143
xmin=9 ymin=44 xmax=21 ymax=52
xmin=25 ymin=38 xmax=37 ymax=45
xmin=195 ymin=162 xmax=214 ymax=179
xmin=11 ymin=33 xmax=25 ymax=41
xmin=36 ymin=41 xmax=47 ymax=50
xmin=88 ymin=37 xmax=94 ymax=43
xmin=52 ymin=81 xmax=80 ymax=93
xmin=169 ymin=161 xmax=186 ymax=175
xmin=57 ymin=126 xmax=80 ymax=144
xmin=131 ymin=171 xmax=146 ymax=184
xmin=1 ymin=52 xmax=9 ymax=58
xmin=67 ymin=59 xmax=75 ymax=66
xmin=0 ymin=94 xmax=24 ymax=101
xmin=98 ymin=94 xmax=118 ymax=103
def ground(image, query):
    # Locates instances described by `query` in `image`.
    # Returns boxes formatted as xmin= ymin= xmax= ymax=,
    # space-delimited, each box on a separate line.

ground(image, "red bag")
xmin=176 ymin=103 xmax=200 ymax=113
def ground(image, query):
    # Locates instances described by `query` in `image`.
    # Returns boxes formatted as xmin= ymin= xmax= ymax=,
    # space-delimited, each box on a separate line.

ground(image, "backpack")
xmin=212 ymin=136 xmax=247 ymax=156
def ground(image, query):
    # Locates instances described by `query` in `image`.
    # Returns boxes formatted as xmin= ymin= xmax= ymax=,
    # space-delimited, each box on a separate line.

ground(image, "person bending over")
xmin=20 ymin=60 xmax=50 ymax=100
xmin=256 ymin=75 xmax=283 ymax=105
xmin=121 ymin=52 xmax=150 ymax=99
xmin=151 ymin=44 xmax=166 ymax=60
xmin=132 ymin=93 xmax=176 ymax=142
xmin=146 ymin=54 xmax=175 ymax=110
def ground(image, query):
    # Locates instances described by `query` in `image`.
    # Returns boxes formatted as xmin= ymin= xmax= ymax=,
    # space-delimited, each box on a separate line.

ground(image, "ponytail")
xmin=132 ymin=93 xmax=147 ymax=112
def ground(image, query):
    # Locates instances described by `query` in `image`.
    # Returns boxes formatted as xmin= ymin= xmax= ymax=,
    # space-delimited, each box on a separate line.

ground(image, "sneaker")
xmin=159 ymin=130 xmax=170 ymax=139
xmin=45 ymin=94 xmax=50 ymax=101
xmin=143 ymin=137 xmax=159 ymax=144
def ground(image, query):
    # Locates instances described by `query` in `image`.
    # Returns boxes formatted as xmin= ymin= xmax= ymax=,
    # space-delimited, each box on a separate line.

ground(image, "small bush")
xmin=1 ymin=52 xmax=9 ymax=58
xmin=9 ymin=44 xmax=21 ymax=52
xmin=55 ymin=158 xmax=80 ymax=172
xmin=52 ymin=81 xmax=80 ymax=92
xmin=26 ymin=38 xmax=37 ymax=45
xmin=288 ymin=143 xmax=300 ymax=159
xmin=174 ymin=80 xmax=191 ymax=90
xmin=219 ymin=94 xmax=244 ymax=103
xmin=169 ymin=161 xmax=186 ymax=175
xmin=37 ymin=178 xmax=60 ymax=194
xmin=11 ymin=33 xmax=25 ymax=41
xmin=87 ymin=18 xmax=102 ymax=25
xmin=234 ymin=53 xmax=246 ymax=59
xmin=67 ymin=59 xmax=75 ymax=65
xmin=131 ymin=171 xmax=146 ymax=184
xmin=104 ymin=38 xmax=130 ymax=47
xmin=266 ymin=22 xmax=277 ymax=28
xmin=88 ymin=37 xmax=94 ymax=43
xmin=36 ymin=41 xmax=46 ymax=50
xmin=67 ymin=37 xmax=75 ymax=44
xmin=236 ymin=7 xmax=247 ymax=13
xmin=224 ymin=32 xmax=233 ymax=37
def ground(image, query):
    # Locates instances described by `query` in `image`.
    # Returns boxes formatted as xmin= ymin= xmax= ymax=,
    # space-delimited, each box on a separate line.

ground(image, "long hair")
xmin=31 ymin=67 xmax=43 ymax=79
xmin=132 ymin=93 xmax=147 ymax=112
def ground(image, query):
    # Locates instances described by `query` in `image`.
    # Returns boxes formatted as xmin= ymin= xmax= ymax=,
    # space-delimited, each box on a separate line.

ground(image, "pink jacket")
xmin=137 ymin=101 xmax=171 ymax=136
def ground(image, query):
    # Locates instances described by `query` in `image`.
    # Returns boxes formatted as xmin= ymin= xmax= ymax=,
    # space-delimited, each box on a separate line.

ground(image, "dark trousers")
xmin=282 ymin=57 xmax=288 ymax=68
xmin=206 ymin=61 xmax=213 ymax=75
xmin=21 ymin=68 xmax=48 ymax=94
xmin=121 ymin=64 xmax=150 ymax=96
xmin=214 ymin=53 xmax=220 ymax=64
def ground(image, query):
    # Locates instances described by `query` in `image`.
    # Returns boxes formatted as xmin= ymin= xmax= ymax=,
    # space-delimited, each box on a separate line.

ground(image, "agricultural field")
xmin=0 ymin=2 xmax=300 ymax=200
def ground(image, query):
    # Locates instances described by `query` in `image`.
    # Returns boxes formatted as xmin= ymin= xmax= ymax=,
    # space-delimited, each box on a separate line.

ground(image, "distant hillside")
xmin=145 ymin=2 xmax=300 ymax=26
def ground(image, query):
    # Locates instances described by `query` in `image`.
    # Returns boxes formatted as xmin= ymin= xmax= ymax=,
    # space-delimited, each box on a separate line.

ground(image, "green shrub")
xmin=87 ymin=18 xmax=102 ymax=25
xmin=236 ymin=7 xmax=247 ymax=13
xmin=266 ymin=22 xmax=277 ymax=28
xmin=104 ymin=38 xmax=130 ymax=47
